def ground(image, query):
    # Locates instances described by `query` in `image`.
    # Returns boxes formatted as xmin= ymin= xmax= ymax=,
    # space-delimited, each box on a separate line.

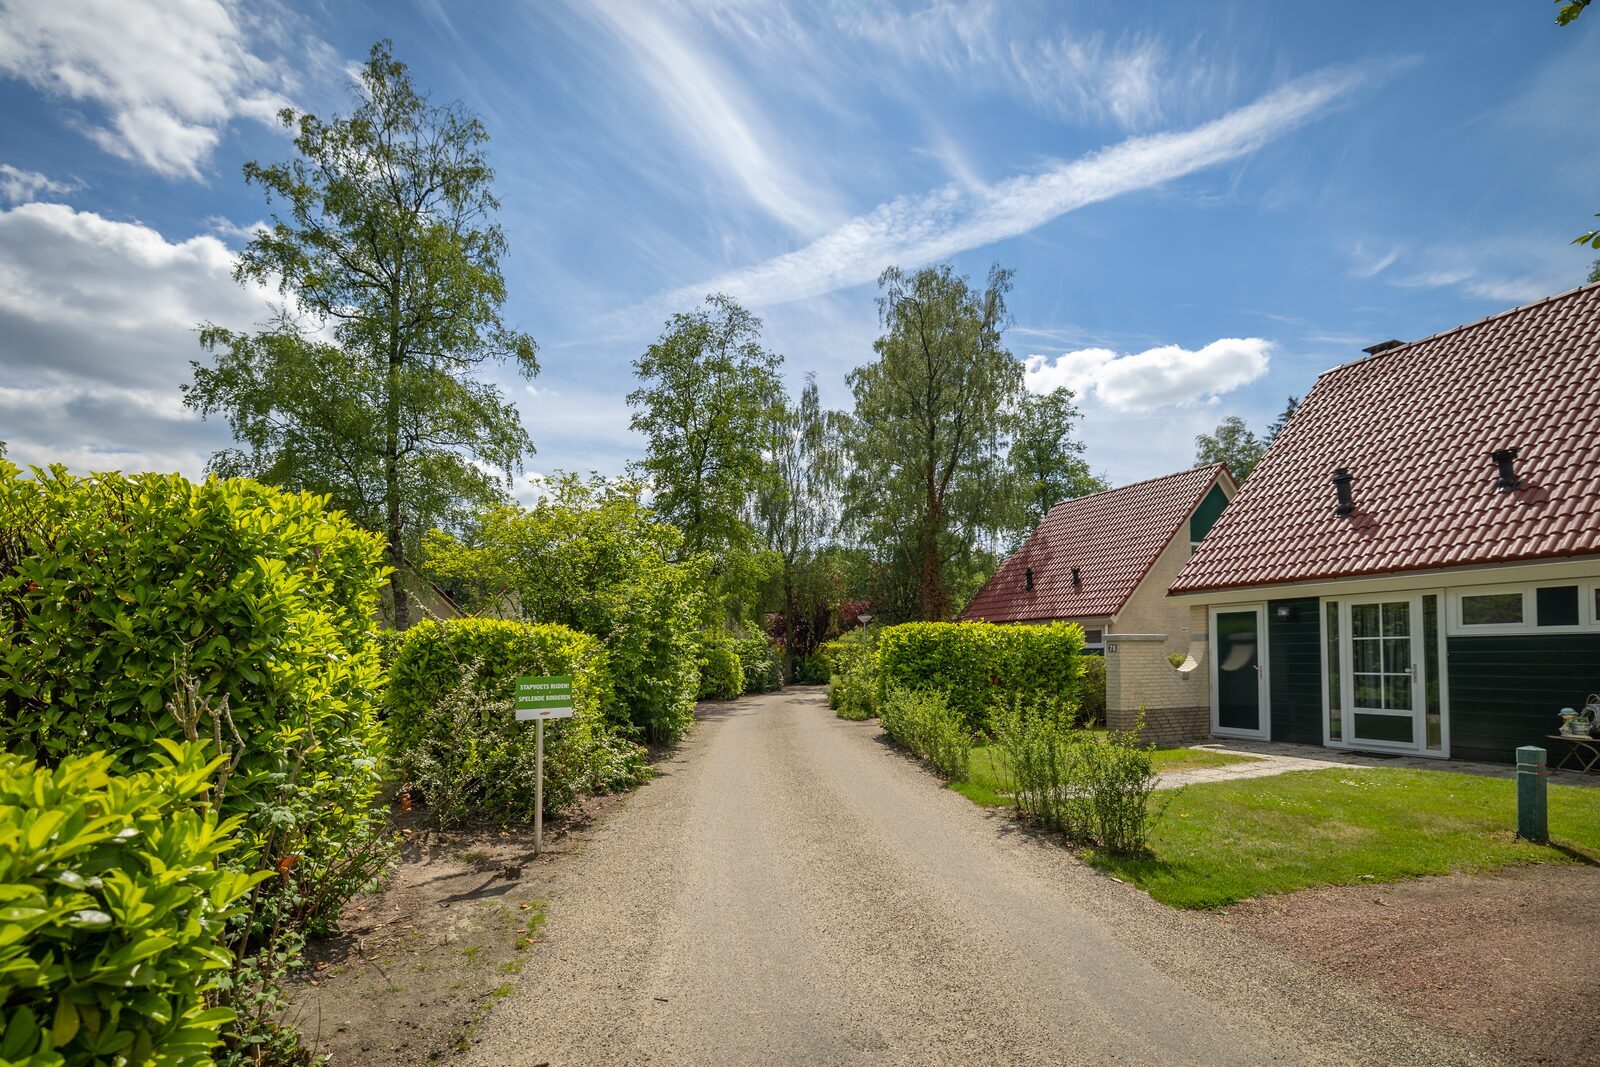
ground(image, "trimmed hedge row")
xmin=386 ymin=618 xmax=647 ymax=823
xmin=0 ymin=743 xmax=265 ymax=1067
xmin=876 ymin=621 xmax=1086 ymax=731
xmin=0 ymin=465 xmax=388 ymax=924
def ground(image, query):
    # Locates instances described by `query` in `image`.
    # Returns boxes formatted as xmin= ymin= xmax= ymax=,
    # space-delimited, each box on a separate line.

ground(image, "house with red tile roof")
xmin=1168 ymin=282 xmax=1600 ymax=762
xmin=962 ymin=464 xmax=1236 ymax=742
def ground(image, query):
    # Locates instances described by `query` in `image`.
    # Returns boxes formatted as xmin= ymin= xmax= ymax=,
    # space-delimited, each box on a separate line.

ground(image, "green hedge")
xmin=734 ymin=637 xmax=783 ymax=694
xmin=875 ymin=621 xmax=1085 ymax=732
xmin=0 ymin=743 xmax=267 ymax=1066
xmin=386 ymin=619 xmax=645 ymax=822
xmin=1077 ymin=654 xmax=1107 ymax=726
xmin=695 ymin=634 xmax=744 ymax=701
xmin=0 ymin=466 xmax=388 ymax=926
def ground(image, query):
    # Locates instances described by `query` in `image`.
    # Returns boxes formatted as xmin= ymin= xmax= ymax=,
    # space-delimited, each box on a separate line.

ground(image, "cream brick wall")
xmin=1109 ymin=523 xmax=1199 ymax=658
xmin=1105 ymin=635 xmax=1208 ymax=743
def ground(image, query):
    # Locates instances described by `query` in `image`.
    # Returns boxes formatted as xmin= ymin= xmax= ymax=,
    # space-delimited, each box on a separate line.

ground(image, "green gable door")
xmin=1213 ymin=606 xmax=1268 ymax=738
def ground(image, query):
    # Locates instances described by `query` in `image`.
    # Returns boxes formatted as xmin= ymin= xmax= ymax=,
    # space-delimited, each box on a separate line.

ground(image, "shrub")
xmin=734 ymin=637 xmax=783 ymax=694
xmin=879 ymin=688 xmax=970 ymax=779
xmin=424 ymin=476 xmax=703 ymax=743
xmin=387 ymin=619 xmax=646 ymax=827
xmin=695 ymin=635 xmax=744 ymax=701
xmin=0 ymin=466 xmax=388 ymax=934
xmin=826 ymin=640 xmax=879 ymax=720
xmin=791 ymin=652 xmax=830 ymax=686
xmin=876 ymin=620 xmax=1085 ymax=732
xmin=1077 ymin=654 xmax=1107 ymax=726
xmin=991 ymin=698 xmax=1160 ymax=854
xmin=0 ymin=743 xmax=268 ymax=1067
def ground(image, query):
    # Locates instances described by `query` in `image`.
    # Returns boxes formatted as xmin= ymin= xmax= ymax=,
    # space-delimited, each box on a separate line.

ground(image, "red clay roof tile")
xmin=962 ymin=465 xmax=1228 ymax=623
xmin=1171 ymin=282 xmax=1600 ymax=595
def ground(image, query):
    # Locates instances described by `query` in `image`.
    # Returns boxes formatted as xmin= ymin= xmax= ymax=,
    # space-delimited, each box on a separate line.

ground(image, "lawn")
xmin=1090 ymin=767 xmax=1600 ymax=909
xmin=949 ymin=741 xmax=1258 ymax=808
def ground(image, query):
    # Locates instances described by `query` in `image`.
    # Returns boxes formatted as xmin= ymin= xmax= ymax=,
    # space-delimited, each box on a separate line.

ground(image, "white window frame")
xmin=1447 ymin=580 xmax=1600 ymax=636
xmin=1322 ymin=591 xmax=1451 ymax=759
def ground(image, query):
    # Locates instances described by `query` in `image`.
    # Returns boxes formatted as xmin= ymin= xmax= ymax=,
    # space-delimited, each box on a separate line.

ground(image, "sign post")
xmin=515 ymin=675 xmax=575 ymax=856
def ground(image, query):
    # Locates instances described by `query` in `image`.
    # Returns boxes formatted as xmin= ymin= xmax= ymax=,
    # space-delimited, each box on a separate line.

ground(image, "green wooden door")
xmin=1214 ymin=607 xmax=1266 ymax=736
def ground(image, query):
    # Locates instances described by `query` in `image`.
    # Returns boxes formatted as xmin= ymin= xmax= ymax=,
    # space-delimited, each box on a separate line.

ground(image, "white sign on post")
xmin=514 ymin=675 xmax=575 ymax=856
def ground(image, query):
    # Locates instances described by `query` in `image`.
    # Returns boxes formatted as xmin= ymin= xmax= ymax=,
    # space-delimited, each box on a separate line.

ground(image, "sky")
xmin=1 ymin=0 xmax=1596 ymax=498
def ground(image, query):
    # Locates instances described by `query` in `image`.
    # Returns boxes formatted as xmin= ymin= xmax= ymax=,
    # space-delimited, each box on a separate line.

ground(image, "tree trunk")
xmin=385 ymin=336 xmax=409 ymax=631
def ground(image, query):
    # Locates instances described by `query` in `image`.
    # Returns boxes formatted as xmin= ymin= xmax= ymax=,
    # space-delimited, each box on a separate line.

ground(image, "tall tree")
xmin=1009 ymin=387 xmax=1107 ymax=530
xmin=1265 ymin=395 xmax=1301 ymax=446
xmin=628 ymin=293 xmax=784 ymax=559
xmin=753 ymin=375 xmax=831 ymax=671
xmin=839 ymin=263 xmax=1023 ymax=621
xmin=1195 ymin=416 xmax=1266 ymax=480
xmin=185 ymin=41 xmax=537 ymax=629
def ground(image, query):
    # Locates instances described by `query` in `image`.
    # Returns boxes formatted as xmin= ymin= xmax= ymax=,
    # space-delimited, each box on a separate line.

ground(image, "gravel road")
xmin=468 ymin=688 xmax=1500 ymax=1067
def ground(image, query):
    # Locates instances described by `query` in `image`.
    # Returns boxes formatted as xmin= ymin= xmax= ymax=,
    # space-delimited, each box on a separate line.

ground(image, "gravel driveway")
xmin=467 ymin=688 xmax=1500 ymax=1067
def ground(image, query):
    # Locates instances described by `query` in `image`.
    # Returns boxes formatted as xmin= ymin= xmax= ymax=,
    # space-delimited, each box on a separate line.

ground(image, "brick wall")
xmin=1105 ymin=633 xmax=1209 ymax=744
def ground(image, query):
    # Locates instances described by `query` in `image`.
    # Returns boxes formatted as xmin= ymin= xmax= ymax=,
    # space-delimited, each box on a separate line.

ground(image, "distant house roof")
xmin=1172 ymin=281 xmax=1600 ymax=596
xmin=962 ymin=465 xmax=1230 ymax=623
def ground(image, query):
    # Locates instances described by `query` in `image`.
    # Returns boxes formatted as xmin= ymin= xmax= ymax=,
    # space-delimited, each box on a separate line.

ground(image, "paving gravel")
xmin=467 ymin=688 xmax=1503 ymax=1066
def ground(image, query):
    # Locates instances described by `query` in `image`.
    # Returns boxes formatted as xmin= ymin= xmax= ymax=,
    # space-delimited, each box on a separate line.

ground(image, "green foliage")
xmin=1265 ymin=395 xmax=1300 ymax=448
xmin=629 ymin=293 xmax=784 ymax=560
xmin=733 ymin=637 xmax=783 ymax=694
xmin=792 ymin=652 xmax=830 ymax=686
xmin=1009 ymin=387 xmax=1106 ymax=530
xmin=1077 ymin=655 xmax=1107 ymax=726
xmin=426 ymin=475 xmax=704 ymax=742
xmin=0 ymin=465 xmax=389 ymax=933
xmin=185 ymin=40 xmax=538 ymax=629
xmin=1557 ymin=0 xmax=1590 ymax=25
xmin=874 ymin=620 xmax=1085 ymax=733
xmin=992 ymin=700 xmax=1160 ymax=855
xmin=824 ymin=639 xmax=879 ymax=720
xmin=837 ymin=262 xmax=1025 ymax=620
xmin=386 ymin=619 xmax=646 ymax=826
xmin=879 ymin=688 xmax=971 ymax=779
xmin=695 ymin=635 xmax=744 ymax=701
xmin=0 ymin=743 xmax=269 ymax=1067
xmin=1195 ymin=415 xmax=1265 ymax=481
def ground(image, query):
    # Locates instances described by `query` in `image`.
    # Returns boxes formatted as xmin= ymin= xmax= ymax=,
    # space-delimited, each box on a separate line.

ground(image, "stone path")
xmin=1157 ymin=738 xmax=1600 ymax=790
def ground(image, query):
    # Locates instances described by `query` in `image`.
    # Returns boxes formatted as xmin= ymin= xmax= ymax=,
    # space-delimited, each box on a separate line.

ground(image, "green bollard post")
xmin=1516 ymin=745 xmax=1548 ymax=844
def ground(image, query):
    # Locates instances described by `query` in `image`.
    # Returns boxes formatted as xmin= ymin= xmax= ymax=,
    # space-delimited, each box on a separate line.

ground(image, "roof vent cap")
xmin=1491 ymin=448 xmax=1521 ymax=493
xmin=1071 ymin=566 xmax=1081 ymax=586
xmin=1331 ymin=468 xmax=1356 ymax=516
xmin=1363 ymin=339 xmax=1404 ymax=356
xmin=1024 ymin=566 xmax=1034 ymax=591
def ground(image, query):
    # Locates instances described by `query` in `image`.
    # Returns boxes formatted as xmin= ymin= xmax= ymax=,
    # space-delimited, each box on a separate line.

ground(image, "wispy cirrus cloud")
xmin=0 ymin=163 xmax=80 ymax=205
xmin=655 ymin=64 xmax=1374 ymax=311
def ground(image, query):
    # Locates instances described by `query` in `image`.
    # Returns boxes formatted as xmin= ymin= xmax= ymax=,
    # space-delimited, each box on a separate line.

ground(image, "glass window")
xmin=1325 ymin=602 xmax=1341 ymax=742
xmin=1536 ymin=586 xmax=1580 ymax=627
xmin=1460 ymin=592 xmax=1523 ymax=626
xmin=1423 ymin=595 xmax=1442 ymax=750
xmin=1082 ymin=628 xmax=1104 ymax=645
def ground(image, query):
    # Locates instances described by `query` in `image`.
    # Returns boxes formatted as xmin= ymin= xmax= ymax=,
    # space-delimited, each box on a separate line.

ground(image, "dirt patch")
xmin=1226 ymin=864 xmax=1600 ymax=1066
xmin=281 ymin=792 xmax=626 ymax=1064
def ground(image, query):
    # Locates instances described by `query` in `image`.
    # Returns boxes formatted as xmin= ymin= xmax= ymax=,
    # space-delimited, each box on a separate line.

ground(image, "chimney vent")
xmin=1025 ymin=566 xmax=1034 ymax=591
xmin=1332 ymin=468 xmax=1355 ymax=516
xmin=1363 ymin=339 xmax=1404 ymax=356
xmin=1071 ymin=567 xmax=1081 ymax=586
xmin=1491 ymin=448 xmax=1521 ymax=493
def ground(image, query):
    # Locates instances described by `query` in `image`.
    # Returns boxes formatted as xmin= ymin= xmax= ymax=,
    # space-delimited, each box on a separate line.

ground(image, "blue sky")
xmin=1 ymin=0 xmax=1596 ymax=496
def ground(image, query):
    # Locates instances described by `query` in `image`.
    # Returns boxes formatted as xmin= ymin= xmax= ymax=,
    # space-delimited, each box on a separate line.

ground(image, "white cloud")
xmin=1024 ymin=338 xmax=1272 ymax=412
xmin=655 ymin=64 xmax=1369 ymax=311
xmin=0 ymin=202 xmax=275 ymax=474
xmin=0 ymin=0 xmax=304 ymax=179
xmin=0 ymin=164 xmax=79 ymax=205
xmin=575 ymin=0 xmax=837 ymax=234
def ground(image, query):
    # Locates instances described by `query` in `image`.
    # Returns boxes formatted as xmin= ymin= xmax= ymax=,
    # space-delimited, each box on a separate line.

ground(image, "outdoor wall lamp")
xmin=1275 ymin=604 xmax=1297 ymax=623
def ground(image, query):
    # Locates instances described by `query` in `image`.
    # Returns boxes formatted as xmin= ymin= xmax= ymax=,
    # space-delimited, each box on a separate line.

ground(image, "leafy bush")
xmin=0 ymin=743 xmax=268 ymax=1067
xmin=826 ymin=640 xmax=879 ymax=720
xmin=695 ymin=634 xmax=744 ymax=701
xmin=791 ymin=652 xmax=829 ymax=686
xmin=734 ymin=636 xmax=783 ymax=694
xmin=0 ymin=465 xmax=389 ymax=934
xmin=1077 ymin=654 xmax=1107 ymax=726
xmin=876 ymin=620 xmax=1085 ymax=732
xmin=387 ymin=619 xmax=646 ymax=827
xmin=992 ymin=698 xmax=1160 ymax=854
xmin=425 ymin=475 xmax=704 ymax=742
xmin=879 ymin=688 xmax=970 ymax=779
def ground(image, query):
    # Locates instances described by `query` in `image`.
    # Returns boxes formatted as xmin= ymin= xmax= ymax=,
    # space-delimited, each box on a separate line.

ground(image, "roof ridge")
xmin=1046 ymin=462 xmax=1223 ymax=513
xmin=1314 ymin=278 xmax=1600 ymax=381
